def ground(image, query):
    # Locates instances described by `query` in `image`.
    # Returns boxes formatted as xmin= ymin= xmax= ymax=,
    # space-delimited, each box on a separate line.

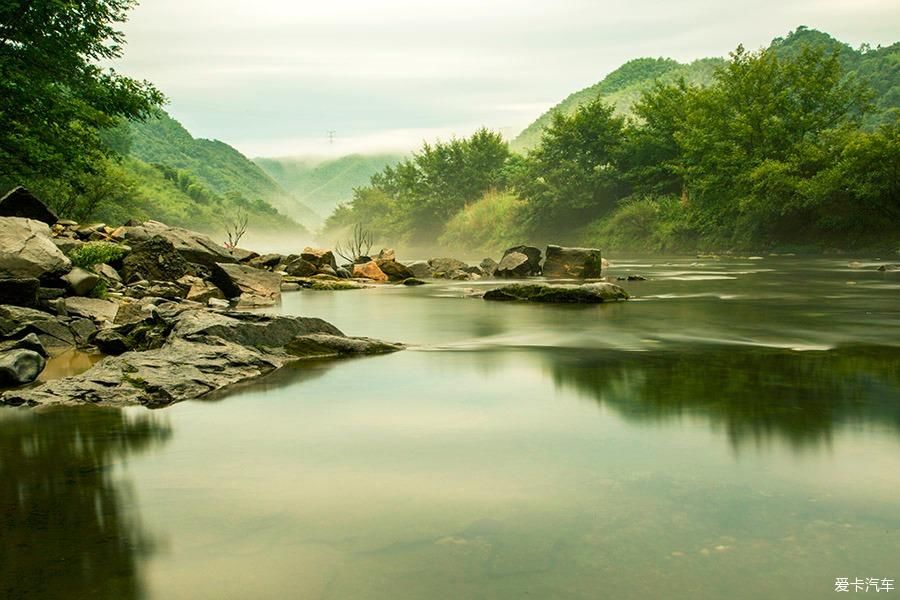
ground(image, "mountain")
xmin=128 ymin=111 xmax=322 ymax=228
xmin=512 ymin=27 xmax=899 ymax=152
xmin=511 ymin=57 xmax=723 ymax=152
xmin=255 ymin=154 xmax=403 ymax=219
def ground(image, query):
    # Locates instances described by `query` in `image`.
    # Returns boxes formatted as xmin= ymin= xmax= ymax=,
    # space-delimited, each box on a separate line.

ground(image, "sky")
xmin=113 ymin=0 xmax=900 ymax=158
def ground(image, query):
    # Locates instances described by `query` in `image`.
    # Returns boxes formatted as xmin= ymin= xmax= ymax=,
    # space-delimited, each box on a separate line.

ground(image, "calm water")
xmin=2 ymin=256 xmax=899 ymax=599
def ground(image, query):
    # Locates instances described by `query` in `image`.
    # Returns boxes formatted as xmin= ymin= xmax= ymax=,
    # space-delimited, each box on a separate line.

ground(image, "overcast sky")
xmin=113 ymin=0 xmax=899 ymax=158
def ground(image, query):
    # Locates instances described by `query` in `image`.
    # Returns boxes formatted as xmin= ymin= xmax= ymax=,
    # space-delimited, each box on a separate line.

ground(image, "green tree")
xmin=0 ymin=0 xmax=163 ymax=200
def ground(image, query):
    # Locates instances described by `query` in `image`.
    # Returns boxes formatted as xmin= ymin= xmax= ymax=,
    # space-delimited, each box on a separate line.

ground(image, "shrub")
xmin=438 ymin=190 xmax=529 ymax=254
xmin=68 ymin=241 xmax=128 ymax=269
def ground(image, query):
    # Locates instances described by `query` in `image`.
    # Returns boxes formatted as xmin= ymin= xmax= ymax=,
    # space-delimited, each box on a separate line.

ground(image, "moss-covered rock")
xmin=483 ymin=282 xmax=628 ymax=303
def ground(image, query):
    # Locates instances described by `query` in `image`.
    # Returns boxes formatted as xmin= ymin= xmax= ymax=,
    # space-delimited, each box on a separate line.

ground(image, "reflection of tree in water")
xmin=0 ymin=407 xmax=171 ymax=600
xmin=547 ymin=345 xmax=900 ymax=450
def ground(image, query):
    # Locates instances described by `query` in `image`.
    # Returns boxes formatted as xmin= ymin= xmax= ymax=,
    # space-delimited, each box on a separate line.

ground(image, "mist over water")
xmin=2 ymin=255 xmax=898 ymax=599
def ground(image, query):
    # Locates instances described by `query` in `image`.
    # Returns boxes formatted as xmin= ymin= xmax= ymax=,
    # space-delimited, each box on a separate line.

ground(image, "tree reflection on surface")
xmin=0 ymin=407 xmax=171 ymax=600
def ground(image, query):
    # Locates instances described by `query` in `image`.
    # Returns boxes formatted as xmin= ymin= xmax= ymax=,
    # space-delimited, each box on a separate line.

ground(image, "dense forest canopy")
xmin=328 ymin=28 xmax=899 ymax=254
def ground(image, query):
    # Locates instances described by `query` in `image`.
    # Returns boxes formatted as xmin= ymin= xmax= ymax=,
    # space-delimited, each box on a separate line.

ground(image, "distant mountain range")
xmin=255 ymin=154 xmax=404 ymax=221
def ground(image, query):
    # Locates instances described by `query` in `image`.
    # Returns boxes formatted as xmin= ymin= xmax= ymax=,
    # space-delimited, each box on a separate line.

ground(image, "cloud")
xmin=114 ymin=0 xmax=900 ymax=156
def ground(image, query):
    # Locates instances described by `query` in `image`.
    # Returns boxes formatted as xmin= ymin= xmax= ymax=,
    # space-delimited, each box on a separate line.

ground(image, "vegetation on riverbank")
xmin=327 ymin=28 xmax=899 ymax=254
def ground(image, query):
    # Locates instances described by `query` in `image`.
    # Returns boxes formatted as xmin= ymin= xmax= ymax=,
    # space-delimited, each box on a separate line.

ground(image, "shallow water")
xmin=2 ymin=256 xmax=899 ymax=599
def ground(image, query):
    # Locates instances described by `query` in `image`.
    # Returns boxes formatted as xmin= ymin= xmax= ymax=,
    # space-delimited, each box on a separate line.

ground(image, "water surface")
xmin=2 ymin=256 xmax=898 ymax=599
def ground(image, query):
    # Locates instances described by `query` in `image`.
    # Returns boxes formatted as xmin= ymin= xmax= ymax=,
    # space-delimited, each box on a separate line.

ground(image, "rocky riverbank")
xmin=0 ymin=186 xmax=630 ymax=408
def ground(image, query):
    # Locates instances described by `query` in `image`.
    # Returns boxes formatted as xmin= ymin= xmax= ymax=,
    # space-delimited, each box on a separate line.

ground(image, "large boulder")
xmin=0 ymin=305 xmax=75 ymax=348
xmin=247 ymin=253 xmax=285 ymax=270
xmin=121 ymin=236 xmax=190 ymax=283
xmin=301 ymin=247 xmax=338 ymax=271
xmin=352 ymin=260 xmax=389 ymax=282
xmin=283 ymin=257 xmax=318 ymax=277
xmin=483 ymin=282 xmax=629 ymax=303
xmin=0 ymin=278 xmax=39 ymax=307
xmin=406 ymin=261 xmax=433 ymax=279
xmin=62 ymin=266 xmax=100 ymax=296
xmin=0 ymin=217 xmax=71 ymax=280
xmin=428 ymin=258 xmax=468 ymax=276
xmin=0 ymin=349 xmax=47 ymax=387
xmin=0 ymin=187 xmax=58 ymax=225
xmin=495 ymin=246 xmax=542 ymax=277
xmin=210 ymin=263 xmax=282 ymax=306
xmin=123 ymin=221 xmax=236 ymax=267
xmin=64 ymin=297 xmax=120 ymax=323
xmin=375 ymin=259 xmax=414 ymax=281
xmin=543 ymin=245 xmax=606 ymax=278
xmin=479 ymin=258 xmax=499 ymax=277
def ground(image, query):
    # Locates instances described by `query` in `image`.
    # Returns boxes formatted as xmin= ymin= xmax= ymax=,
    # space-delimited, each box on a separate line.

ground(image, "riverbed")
xmin=2 ymin=256 xmax=898 ymax=599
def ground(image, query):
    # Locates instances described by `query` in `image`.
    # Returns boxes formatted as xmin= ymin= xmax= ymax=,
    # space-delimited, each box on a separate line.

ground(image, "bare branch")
xmin=223 ymin=209 xmax=249 ymax=249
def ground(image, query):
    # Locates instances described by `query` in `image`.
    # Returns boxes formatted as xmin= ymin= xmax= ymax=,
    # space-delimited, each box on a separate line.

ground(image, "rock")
xmin=450 ymin=269 xmax=474 ymax=280
xmin=68 ymin=318 xmax=98 ymax=346
xmin=300 ymin=247 xmax=338 ymax=271
xmin=376 ymin=259 xmax=414 ymax=281
xmin=62 ymin=266 xmax=100 ymax=296
xmin=281 ymin=282 xmax=300 ymax=291
xmin=247 ymin=253 xmax=284 ymax=270
xmin=0 ymin=305 xmax=75 ymax=348
xmin=483 ymin=282 xmax=629 ymax=303
xmin=121 ymin=236 xmax=190 ymax=283
xmin=335 ymin=267 xmax=352 ymax=279
xmin=0 ymin=332 xmax=48 ymax=357
xmin=96 ymin=263 xmax=122 ymax=283
xmin=123 ymin=221 xmax=236 ymax=267
xmin=0 ymin=187 xmax=58 ymax=225
xmin=400 ymin=278 xmax=426 ymax=286
xmin=285 ymin=334 xmax=404 ymax=358
xmin=495 ymin=252 xmax=531 ymax=278
xmin=0 ymin=349 xmax=46 ymax=386
xmin=406 ymin=261 xmax=433 ymax=279
xmin=51 ymin=237 xmax=84 ymax=255
xmin=229 ymin=247 xmax=258 ymax=262
xmin=428 ymin=258 xmax=468 ymax=276
xmin=543 ymin=245 xmax=604 ymax=278
xmin=92 ymin=329 xmax=130 ymax=355
xmin=496 ymin=246 xmax=542 ymax=277
xmin=479 ymin=258 xmax=499 ymax=277
xmin=210 ymin=263 xmax=282 ymax=306
xmin=64 ymin=297 xmax=120 ymax=323
xmin=318 ymin=265 xmax=338 ymax=277
xmin=376 ymin=248 xmax=396 ymax=262
xmin=877 ymin=264 xmax=900 ymax=272
xmin=0 ymin=306 xmax=401 ymax=408
xmin=125 ymin=282 xmax=186 ymax=301
xmin=283 ymin=257 xmax=317 ymax=277
xmin=0 ymin=217 xmax=72 ymax=280
xmin=617 ymin=275 xmax=646 ymax=281
xmin=177 ymin=276 xmax=225 ymax=303
xmin=207 ymin=298 xmax=229 ymax=309
xmin=352 ymin=260 xmax=389 ymax=282
xmin=0 ymin=278 xmax=39 ymax=307
xmin=309 ymin=280 xmax=369 ymax=291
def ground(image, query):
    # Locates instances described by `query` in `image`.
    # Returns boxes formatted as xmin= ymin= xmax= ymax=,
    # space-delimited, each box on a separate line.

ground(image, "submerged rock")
xmin=284 ymin=334 xmax=405 ymax=358
xmin=483 ymin=282 xmax=628 ymax=303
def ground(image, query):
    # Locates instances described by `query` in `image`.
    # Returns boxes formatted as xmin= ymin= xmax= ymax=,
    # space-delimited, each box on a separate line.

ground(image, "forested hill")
xmin=512 ymin=27 xmax=899 ymax=152
xmin=511 ymin=57 xmax=722 ymax=151
xmin=128 ymin=112 xmax=322 ymax=228
xmin=255 ymin=154 xmax=404 ymax=220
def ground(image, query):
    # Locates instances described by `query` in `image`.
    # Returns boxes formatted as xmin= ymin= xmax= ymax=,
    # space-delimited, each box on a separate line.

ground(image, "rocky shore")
xmin=0 ymin=186 xmax=629 ymax=408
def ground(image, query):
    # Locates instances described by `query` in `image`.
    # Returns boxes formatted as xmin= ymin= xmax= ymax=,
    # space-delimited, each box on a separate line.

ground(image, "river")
xmin=2 ymin=256 xmax=898 ymax=599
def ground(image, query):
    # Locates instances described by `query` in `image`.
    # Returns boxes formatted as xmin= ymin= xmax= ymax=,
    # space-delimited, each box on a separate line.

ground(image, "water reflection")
xmin=545 ymin=345 xmax=900 ymax=451
xmin=0 ymin=407 xmax=171 ymax=599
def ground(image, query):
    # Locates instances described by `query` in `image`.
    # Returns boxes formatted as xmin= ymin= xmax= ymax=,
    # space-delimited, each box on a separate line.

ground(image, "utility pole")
xmin=327 ymin=130 xmax=336 ymax=144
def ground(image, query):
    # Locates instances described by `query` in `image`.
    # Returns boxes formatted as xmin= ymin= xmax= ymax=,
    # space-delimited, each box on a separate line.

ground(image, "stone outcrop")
xmin=495 ymin=246 xmax=542 ymax=278
xmin=0 ymin=187 xmax=58 ymax=225
xmin=483 ymin=282 xmax=629 ymax=303
xmin=543 ymin=245 xmax=607 ymax=278
xmin=352 ymin=260 xmax=389 ymax=282
xmin=121 ymin=236 xmax=190 ymax=283
xmin=211 ymin=262 xmax=281 ymax=306
xmin=0 ymin=217 xmax=71 ymax=280
xmin=123 ymin=220 xmax=236 ymax=267
xmin=1 ymin=307 xmax=401 ymax=408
